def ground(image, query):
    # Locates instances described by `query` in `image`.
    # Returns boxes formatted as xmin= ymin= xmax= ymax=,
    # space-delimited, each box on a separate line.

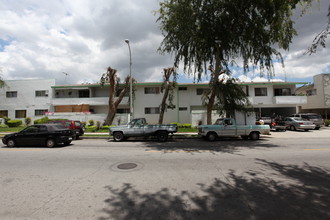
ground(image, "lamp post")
xmin=125 ymin=39 xmax=133 ymax=120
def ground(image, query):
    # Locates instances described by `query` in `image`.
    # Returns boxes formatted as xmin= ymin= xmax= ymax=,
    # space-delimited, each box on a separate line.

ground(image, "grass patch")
xmin=0 ymin=127 xmax=25 ymax=132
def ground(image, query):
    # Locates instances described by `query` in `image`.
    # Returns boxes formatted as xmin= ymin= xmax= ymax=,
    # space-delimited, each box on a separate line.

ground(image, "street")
xmin=0 ymin=130 xmax=330 ymax=220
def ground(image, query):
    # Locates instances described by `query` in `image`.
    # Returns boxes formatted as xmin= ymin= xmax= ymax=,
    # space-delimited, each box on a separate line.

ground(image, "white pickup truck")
xmin=198 ymin=118 xmax=270 ymax=141
xmin=109 ymin=118 xmax=178 ymax=142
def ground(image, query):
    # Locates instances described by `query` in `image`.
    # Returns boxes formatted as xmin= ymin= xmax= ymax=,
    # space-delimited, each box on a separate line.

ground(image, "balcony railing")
xmin=51 ymin=97 xmax=129 ymax=106
xmin=273 ymin=96 xmax=307 ymax=104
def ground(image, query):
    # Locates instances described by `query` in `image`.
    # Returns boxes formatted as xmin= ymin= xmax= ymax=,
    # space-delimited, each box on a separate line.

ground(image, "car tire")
xmin=249 ymin=132 xmax=260 ymax=140
xmin=290 ymin=125 xmax=296 ymax=131
xmin=157 ymin=131 xmax=168 ymax=142
xmin=207 ymin=132 xmax=217 ymax=141
xmin=113 ymin=132 xmax=124 ymax=142
xmin=7 ymin=139 xmax=15 ymax=148
xmin=46 ymin=139 xmax=56 ymax=148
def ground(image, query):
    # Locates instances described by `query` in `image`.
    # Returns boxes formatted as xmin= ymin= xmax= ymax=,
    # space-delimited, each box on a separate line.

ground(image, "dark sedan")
xmin=2 ymin=124 xmax=74 ymax=148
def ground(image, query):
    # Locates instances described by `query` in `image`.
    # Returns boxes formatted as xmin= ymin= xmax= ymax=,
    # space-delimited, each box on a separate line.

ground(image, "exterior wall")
xmin=0 ymin=79 xmax=55 ymax=122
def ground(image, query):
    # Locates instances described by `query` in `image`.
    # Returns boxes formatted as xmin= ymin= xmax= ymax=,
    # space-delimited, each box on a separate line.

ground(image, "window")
xmin=6 ymin=91 xmax=17 ymax=98
xmin=145 ymin=107 xmax=160 ymax=114
xmin=144 ymin=87 xmax=160 ymax=94
xmin=179 ymin=107 xmax=188 ymax=111
xmin=35 ymin=109 xmax=48 ymax=116
xmin=306 ymin=89 xmax=317 ymax=96
xmin=0 ymin=110 xmax=8 ymax=117
xmin=274 ymin=88 xmax=291 ymax=96
xmin=15 ymin=110 xmax=26 ymax=118
xmin=255 ymin=88 xmax=267 ymax=96
xmin=116 ymin=108 xmax=130 ymax=113
xmin=79 ymin=90 xmax=89 ymax=98
xmin=35 ymin=90 xmax=48 ymax=97
xmin=116 ymin=89 xmax=129 ymax=97
xmin=178 ymin=87 xmax=187 ymax=91
xmin=196 ymin=88 xmax=209 ymax=95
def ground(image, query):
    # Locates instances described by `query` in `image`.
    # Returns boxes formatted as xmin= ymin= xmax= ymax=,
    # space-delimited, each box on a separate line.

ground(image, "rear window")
xmin=47 ymin=124 xmax=67 ymax=131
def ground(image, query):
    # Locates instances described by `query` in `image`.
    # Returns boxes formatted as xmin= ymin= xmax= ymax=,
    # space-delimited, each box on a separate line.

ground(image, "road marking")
xmin=0 ymin=148 xmax=44 ymax=151
xmin=304 ymin=149 xmax=330 ymax=151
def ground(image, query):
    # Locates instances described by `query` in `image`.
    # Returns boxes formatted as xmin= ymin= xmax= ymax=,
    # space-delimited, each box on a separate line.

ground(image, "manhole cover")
xmin=117 ymin=163 xmax=138 ymax=170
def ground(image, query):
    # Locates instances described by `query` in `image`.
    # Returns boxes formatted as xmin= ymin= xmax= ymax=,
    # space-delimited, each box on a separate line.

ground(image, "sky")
xmin=0 ymin=0 xmax=329 ymax=85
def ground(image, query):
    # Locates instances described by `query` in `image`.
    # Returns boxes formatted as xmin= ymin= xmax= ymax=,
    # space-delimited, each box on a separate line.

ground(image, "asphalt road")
xmin=0 ymin=129 xmax=329 ymax=220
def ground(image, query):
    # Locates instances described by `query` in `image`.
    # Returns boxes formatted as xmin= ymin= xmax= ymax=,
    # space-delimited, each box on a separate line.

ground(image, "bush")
xmin=34 ymin=116 xmax=49 ymax=124
xmin=182 ymin=123 xmax=192 ymax=128
xmin=170 ymin=122 xmax=182 ymax=128
xmin=7 ymin=120 xmax=23 ymax=127
xmin=88 ymin=120 xmax=94 ymax=126
xmin=25 ymin=117 xmax=31 ymax=126
xmin=325 ymin=120 xmax=330 ymax=127
xmin=3 ymin=116 xmax=11 ymax=125
xmin=0 ymin=124 xmax=9 ymax=128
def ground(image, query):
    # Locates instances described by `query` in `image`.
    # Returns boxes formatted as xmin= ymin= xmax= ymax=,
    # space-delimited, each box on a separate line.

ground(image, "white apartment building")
xmin=1 ymin=78 xmax=309 ymax=125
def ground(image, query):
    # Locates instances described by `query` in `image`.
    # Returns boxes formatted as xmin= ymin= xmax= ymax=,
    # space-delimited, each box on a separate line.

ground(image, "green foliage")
xmin=0 ymin=124 xmax=9 ymax=128
xmin=170 ymin=122 xmax=182 ymax=128
xmin=325 ymin=120 xmax=330 ymax=126
xmin=7 ymin=120 xmax=23 ymax=127
xmin=3 ymin=116 xmax=11 ymax=125
xmin=170 ymin=122 xmax=192 ymax=128
xmin=34 ymin=117 xmax=49 ymax=124
xmin=182 ymin=123 xmax=192 ymax=128
xmin=88 ymin=120 xmax=94 ymax=126
xmin=96 ymin=121 xmax=101 ymax=129
xmin=25 ymin=117 xmax=31 ymax=126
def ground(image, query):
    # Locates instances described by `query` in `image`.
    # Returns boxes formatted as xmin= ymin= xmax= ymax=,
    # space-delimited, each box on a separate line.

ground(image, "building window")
xmin=0 ymin=110 xmax=8 ymax=117
xmin=196 ymin=88 xmax=209 ymax=95
xmin=6 ymin=91 xmax=17 ymax=98
xmin=306 ymin=89 xmax=317 ymax=96
xmin=179 ymin=107 xmax=188 ymax=111
xmin=145 ymin=107 xmax=160 ymax=114
xmin=15 ymin=110 xmax=26 ymax=118
xmin=35 ymin=109 xmax=48 ymax=116
xmin=144 ymin=87 xmax=160 ymax=94
xmin=35 ymin=90 xmax=49 ymax=97
xmin=79 ymin=90 xmax=89 ymax=98
xmin=116 ymin=108 xmax=130 ymax=113
xmin=178 ymin=87 xmax=187 ymax=91
xmin=255 ymin=88 xmax=267 ymax=96
xmin=274 ymin=88 xmax=291 ymax=96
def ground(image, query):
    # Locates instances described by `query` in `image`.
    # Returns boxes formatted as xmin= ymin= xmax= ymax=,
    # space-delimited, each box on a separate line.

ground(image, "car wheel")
xmin=290 ymin=125 xmax=296 ymax=131
xmin=157 ymin=131 xmax=168 ymax=142
xmin=75 ymin=135 xmax=80 ymax=140
xmin=113 ymin=132 xmax=124 ymax=142
xmin=46 ymin=139 xmax=56 ymax=148
xmin=207 ymin=132 xmax=217 ymax=141
xmin=249 ymin=132 xmax=260 ymax=140
xmin=7 ymin=139 xmax=15 ymax=148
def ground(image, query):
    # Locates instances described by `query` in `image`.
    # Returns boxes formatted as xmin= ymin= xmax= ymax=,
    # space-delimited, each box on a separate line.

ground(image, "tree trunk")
xmin=104 ymin=68 xmax=117 ymax=125
xmin=159 ymin=81 xmax=170 ymax=124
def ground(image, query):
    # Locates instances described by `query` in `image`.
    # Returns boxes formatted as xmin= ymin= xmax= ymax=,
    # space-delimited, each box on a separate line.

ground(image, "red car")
xmin=47 ymin=120 xmax=84 ymax=139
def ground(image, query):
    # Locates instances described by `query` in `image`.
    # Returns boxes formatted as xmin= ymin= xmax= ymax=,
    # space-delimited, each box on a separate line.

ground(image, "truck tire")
xmin=249 ymin=132 xmax=260 ymax=140
xmin=207 ymin=132 xmax=217 ymax=141
xmin=113 ymin=132 xmax=124 ymax=142
xmin=157 ymin=131 xmax=168 ymax=142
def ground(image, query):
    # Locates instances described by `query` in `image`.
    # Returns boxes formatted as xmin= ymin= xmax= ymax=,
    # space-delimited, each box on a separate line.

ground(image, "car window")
xmin=74 ymin=121 xmax=81 ymax=126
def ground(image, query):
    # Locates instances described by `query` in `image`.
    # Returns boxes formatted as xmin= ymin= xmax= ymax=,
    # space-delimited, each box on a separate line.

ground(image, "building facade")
xmin=1 ymin=78 xmax=309 ymax=125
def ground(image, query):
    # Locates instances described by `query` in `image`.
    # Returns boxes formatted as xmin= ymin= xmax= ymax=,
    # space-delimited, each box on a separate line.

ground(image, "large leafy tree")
xmin=159 ymin=67 xmax=177 ymax=124
xmin=100 ymin=67 xmax=132 ymax=125
xmin=157 ymin=0 xmax=312 ymax=124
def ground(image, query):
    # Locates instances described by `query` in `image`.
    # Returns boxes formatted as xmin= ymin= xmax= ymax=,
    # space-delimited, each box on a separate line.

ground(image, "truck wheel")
xmin=46 ymin=139 xmax=56 ymax=148
xmin=207 ymin=132 xmax=217 ymax=141
xmin=113 ymin=132 xmax=124 ymax=142
xmin=157 ymin=131 xmax=168 ymax=142
xmin=249 ymin=132 xmax=260 ymax=140
xmin=7 ymin=139 xmax=15 ymax=148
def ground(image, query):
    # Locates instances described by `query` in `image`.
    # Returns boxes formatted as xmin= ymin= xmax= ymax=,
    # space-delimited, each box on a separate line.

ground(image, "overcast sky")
xmin=0 ymin=0 xmax=329 ymax=85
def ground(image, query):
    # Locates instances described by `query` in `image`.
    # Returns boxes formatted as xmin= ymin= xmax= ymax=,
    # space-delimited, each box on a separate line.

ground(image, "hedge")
xmin=7 ymin=120 xmax=23 ymax=127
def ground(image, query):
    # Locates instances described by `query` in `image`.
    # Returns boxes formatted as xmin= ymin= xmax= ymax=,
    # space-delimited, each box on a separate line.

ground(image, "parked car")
xmin=2 ymin=124 xmax=74 ymax=148
xmin=284 ymin=117 xmax=316 ymax=131
xmin=290 ymin=113 xmax=324 ymax=130
xmin=47 ymin=120 xmax=84 ymax=139
xmin=110 ymin=118 xmax=178 ymax=142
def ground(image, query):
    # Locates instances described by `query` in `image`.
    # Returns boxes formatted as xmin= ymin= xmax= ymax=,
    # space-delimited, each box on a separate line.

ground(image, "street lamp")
xmin=125 ymin=39 xmax=133 ymax=120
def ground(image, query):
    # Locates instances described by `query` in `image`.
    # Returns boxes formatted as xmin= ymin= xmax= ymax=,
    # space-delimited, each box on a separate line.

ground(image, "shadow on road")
xmin=100 ymin=160 xmax=330 ymax=220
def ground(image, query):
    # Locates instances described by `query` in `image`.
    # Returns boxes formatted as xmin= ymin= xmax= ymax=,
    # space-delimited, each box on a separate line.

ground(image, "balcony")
xmin=273 ymin=96 xmax=307 ymax=104
xmin=51 ymin=97 xmax=129 ymax=106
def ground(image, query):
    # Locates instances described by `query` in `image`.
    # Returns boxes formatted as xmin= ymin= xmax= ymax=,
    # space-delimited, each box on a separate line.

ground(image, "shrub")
xmin=325 ymin=120 xmax=330 ymax=127
xmin=170 ymin=122 xmax=182 ymax=128
xmin=182 ymin=123 xmax=192 ymax=128
xmin=34 ymin=116 xmax=49 ymax=124
xmin=25 ymin=117 xmax=31 ymax=126
xmin=0 ymin=124 xmax=9 ymax=128
xmin=7 ymin=120 xmax=23 ymax=127
xmin=3 ymin=116 xmax=11 ymax=125
xmin=88 ymin=120 xmax=94 ymax=126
